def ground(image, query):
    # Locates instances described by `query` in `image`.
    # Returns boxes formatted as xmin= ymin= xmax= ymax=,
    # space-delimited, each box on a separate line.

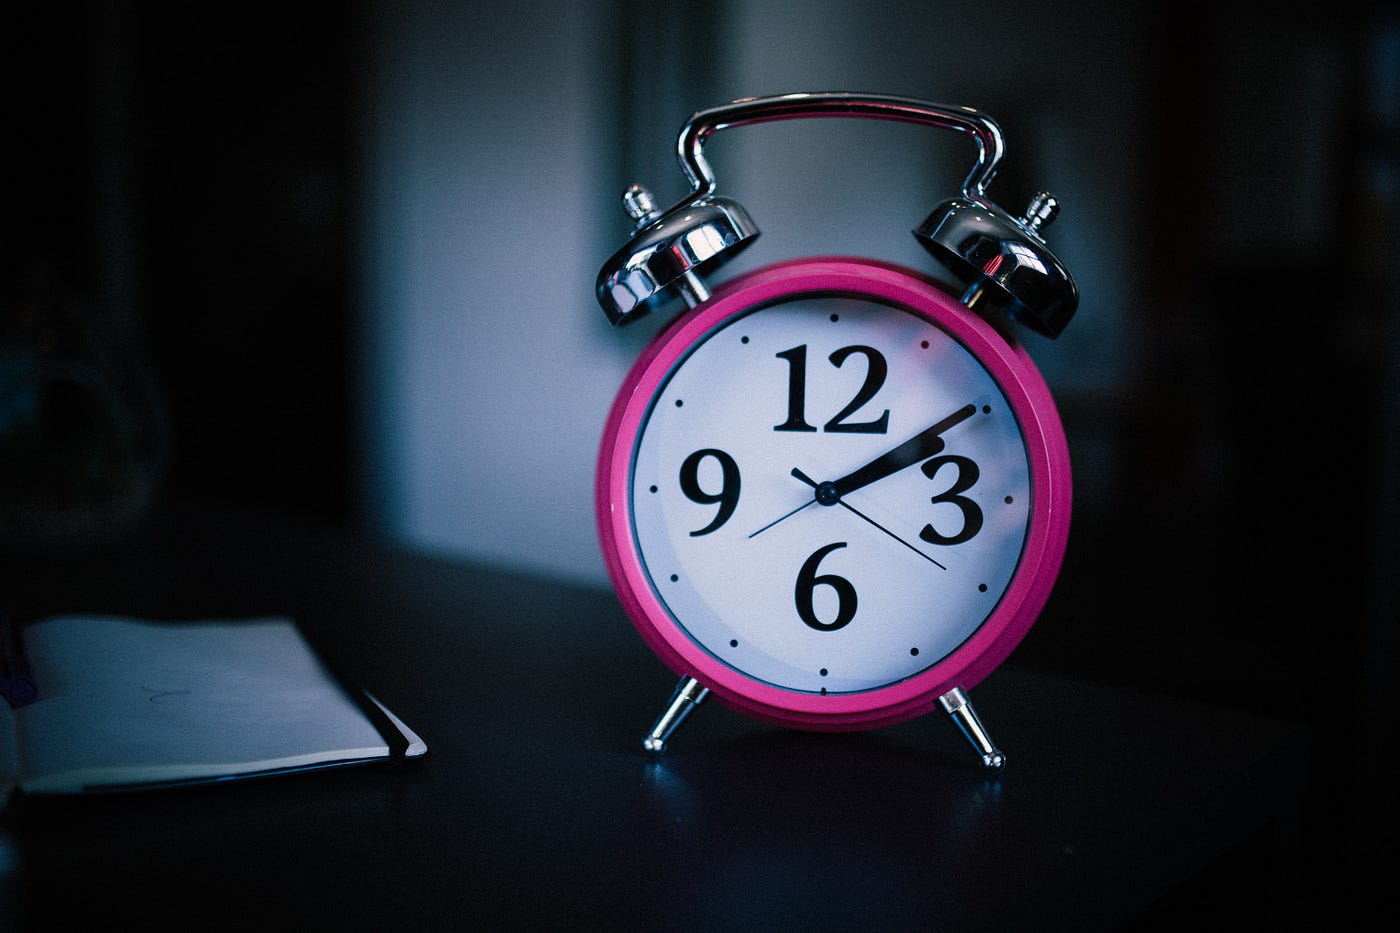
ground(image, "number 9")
xmin=679 ymin=448 xmax=741 ymax=536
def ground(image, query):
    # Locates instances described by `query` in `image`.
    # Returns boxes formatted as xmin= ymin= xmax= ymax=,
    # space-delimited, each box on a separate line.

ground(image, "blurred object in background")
xmin=3 ymin=3 xmax=172 ymax=552
xmin=0 ymin=272 xmax=170 ymax=552
xmin=4 ymin=3 xmax=351 ymax=551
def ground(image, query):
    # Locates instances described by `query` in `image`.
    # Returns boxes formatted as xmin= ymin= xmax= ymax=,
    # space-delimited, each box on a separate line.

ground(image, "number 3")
xmin=919 ymin=455 xmax=983 ymax=546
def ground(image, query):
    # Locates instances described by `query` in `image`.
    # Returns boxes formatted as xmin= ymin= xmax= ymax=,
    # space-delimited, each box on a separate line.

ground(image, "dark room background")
xmin=5 ymin=0 xmax=1398 ymax=923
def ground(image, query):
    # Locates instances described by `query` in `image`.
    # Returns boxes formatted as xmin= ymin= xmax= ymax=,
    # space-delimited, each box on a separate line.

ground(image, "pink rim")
xmin=596 ymin=258 xmax=1071 ymax=730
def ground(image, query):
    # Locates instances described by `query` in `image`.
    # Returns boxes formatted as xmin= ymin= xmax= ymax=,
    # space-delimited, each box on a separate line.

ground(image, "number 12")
xmin=774 ymin=344 xmax=890 ymax=434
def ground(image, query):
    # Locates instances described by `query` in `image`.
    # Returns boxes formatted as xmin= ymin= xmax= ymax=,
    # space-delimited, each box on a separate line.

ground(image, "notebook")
xmin=1 ymin=614 xmax=426 ymax=804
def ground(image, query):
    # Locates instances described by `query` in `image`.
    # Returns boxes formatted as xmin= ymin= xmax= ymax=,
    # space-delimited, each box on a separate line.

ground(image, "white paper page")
xmin=13 ymin=616 xmax=394 ymax=793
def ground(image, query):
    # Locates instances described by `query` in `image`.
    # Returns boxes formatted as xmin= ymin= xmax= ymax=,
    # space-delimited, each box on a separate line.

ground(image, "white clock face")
xmin=630 ymin=294 xmax=1032 ymax=696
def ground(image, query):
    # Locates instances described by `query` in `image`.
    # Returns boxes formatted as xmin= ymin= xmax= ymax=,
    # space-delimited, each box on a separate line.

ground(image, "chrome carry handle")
xmin=674 ymin=92 xmax=1006 ymax=204
xmin=597 ymin=91 xmax=1074 ymax=336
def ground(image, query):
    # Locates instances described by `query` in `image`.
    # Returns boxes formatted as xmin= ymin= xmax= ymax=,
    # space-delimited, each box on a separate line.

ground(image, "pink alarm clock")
xmin=594 ymin=93 xmax=1077 ymax=770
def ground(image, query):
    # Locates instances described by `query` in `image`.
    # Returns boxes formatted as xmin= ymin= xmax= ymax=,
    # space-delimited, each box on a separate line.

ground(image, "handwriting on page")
xmin=139 ymin=685 xmax=193 ymax=703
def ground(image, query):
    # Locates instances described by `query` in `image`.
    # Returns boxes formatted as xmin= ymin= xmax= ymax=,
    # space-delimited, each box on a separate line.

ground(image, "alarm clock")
xmin=594 ymin=93 xmax=1077 ymax=770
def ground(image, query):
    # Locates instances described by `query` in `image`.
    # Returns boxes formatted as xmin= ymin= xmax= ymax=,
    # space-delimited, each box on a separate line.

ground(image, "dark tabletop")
xmin=0 ymin=506 xmax=1309 ymax=932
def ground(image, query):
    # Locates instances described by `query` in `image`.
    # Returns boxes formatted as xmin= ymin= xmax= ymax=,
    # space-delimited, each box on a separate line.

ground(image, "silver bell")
xmin=914 ymin=192 xmax=1078 ymax=338
xmin=595 ymin=185 xmax=758 ymax=326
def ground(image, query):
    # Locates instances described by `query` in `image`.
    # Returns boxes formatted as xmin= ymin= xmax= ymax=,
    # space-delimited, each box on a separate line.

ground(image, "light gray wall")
xmin=356 ymin=1 xmax=633 ymax=583
xmin=352 ymin=1 xmax=1162 ymax=585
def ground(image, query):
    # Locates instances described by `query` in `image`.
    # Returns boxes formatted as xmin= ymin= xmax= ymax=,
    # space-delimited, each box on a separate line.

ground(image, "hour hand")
xmin=827 ymin=403 xmax=976 ymax=499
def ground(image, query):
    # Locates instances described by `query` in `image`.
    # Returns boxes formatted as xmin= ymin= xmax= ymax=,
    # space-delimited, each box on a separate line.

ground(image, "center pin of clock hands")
xmin=789 ymin=468 xmax=947 ymax=569
xmin=746 ymin=403 xmax=976 ymax=568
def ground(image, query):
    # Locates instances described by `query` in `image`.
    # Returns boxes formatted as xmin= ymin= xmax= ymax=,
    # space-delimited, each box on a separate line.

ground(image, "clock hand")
xmin=750 ymin=404 xmax=976 ymax=541
xmin=747 ymin=498 xmax=815 ymax=539
xmin=826 ymin=403 xmax=977 ymax=499
xmin=791 ymin=469 xmax=946 ymax=569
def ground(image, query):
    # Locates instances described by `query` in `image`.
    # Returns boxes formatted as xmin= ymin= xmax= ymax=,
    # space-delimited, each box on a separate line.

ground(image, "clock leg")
xmin=938 ymin=686 xmax=1006 ymax=772
xmin=642 ymin=676 xmax=710 ymax=754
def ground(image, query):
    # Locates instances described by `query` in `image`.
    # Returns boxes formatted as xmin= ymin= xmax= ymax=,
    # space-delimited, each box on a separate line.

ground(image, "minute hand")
xmin=829 ymin=403 xmax=977 ymax=498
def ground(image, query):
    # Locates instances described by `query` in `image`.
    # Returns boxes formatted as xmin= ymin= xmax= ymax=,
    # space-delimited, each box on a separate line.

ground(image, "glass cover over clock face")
xmin=629 ymin=294 xmax=1032 ymax=696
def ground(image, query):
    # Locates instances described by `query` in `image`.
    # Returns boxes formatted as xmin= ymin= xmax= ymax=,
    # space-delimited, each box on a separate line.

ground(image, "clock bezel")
xmin=596 ymin=257 xmax=1071 ymax=730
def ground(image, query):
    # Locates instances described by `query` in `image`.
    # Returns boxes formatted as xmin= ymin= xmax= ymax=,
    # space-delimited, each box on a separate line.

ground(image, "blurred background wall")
xmin=6 ymin=0 xmax=1398 ymax=917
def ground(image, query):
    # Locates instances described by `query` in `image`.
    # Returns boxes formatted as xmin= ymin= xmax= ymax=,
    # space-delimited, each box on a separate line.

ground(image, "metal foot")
xmin=642 ymin=676 xmax=710 ymax=755
xmin=939 ymin=686 xmax=1005 ymax=772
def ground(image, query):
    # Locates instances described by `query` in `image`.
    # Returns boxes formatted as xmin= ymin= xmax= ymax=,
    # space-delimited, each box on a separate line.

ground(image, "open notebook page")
xmin=6 ymin=615 xmax=424 ymax=794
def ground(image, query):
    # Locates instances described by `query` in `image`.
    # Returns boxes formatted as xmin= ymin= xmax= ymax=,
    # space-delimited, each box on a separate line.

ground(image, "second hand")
xmin=747 ymin=498 xmax=815 ymax=539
